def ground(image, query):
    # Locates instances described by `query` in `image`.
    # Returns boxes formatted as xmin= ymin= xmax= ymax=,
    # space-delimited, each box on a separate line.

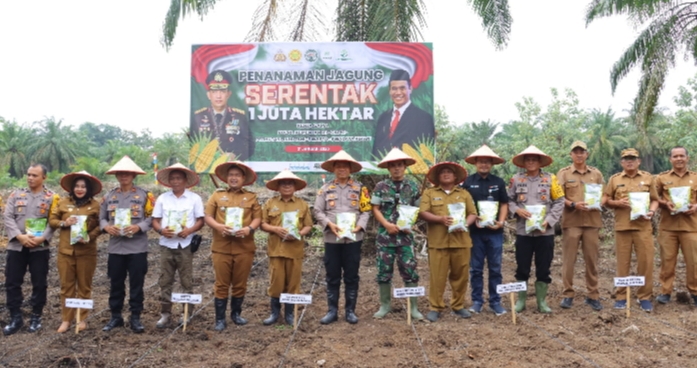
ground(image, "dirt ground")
xmin=1 ymin=224 xmax=697 ymax=368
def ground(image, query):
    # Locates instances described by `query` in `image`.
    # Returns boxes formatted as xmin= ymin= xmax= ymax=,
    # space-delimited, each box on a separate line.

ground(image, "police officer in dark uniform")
xmin=192 ymin=69 xmax=254 ymax=161
xmin=3 ymin=164 xmax=59 ymax=335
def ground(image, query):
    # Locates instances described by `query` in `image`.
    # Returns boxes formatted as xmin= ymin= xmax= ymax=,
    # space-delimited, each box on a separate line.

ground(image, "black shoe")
xmin=284 ymin=303 xmax=294 ymax=326
xmin=453 ymin=308 xmax=471 ymax=319
xmin=345 ymin=289 xmax=359 ymax=324
xmin=129 ymin=315 xmax=145 ymax=333
xmin=102 ymin=314 xmax=124 ymax=332
xmin=426 ymin=311 xmax=439 ymax=322
xmin=230 ymin=297 xmax=248 ymax=326
xmin=214 ymin=298 xmax=227 ymax=331
xmin=320 ymin=289 xmax=339 ymax=325
xmin=585 ymin=298 xmax=603 ymax=311
xmin=263 ymin=298 xmax=280 ymax=326
xmin=27 ymin=313 xmax=42 ymax=333
xmin=656 ymin=294 xmax=671 ymax=304
xmin=560 ymin=297 xmax=573 ymax=309
xmin=3 ymin=312 xmax=23 ymax=336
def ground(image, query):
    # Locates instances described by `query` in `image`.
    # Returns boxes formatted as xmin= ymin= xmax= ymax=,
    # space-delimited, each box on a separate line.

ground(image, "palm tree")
xmin=0 ymin=119 xmax=34 ymax=178
xmin=584 ymin=108 xmax=630 ymax=175
xmin=161 ymin=0 xmax=511 ymax=47
xmin=585 ymin=1 xmax=697 ymax=132
xmin=154 ymin=132 xmax=189 ymax=166
xmin=29 ymin=117 xmax=83 ymax=173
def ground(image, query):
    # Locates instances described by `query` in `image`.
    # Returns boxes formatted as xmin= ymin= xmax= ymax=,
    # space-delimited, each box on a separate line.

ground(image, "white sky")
xmin=0 ymin=0 xmax=694 ymax=136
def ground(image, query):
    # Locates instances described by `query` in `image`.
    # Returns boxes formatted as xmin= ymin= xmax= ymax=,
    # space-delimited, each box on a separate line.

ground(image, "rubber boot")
xmin=515 ymin=281 xmax=527 ymax=313
xmin=129 ymin=313 xmax=145 ymax=333
xmin=535 ymin=281 xmax=552 ymax=314
xmin=263 ymin=298 xmax=281 ymax=326
xmin=406 ymin=283 xmax=424 ymax=320
xmin=373 ymin=283 xmax=392 ymax=319
xmin=214 ymin=298 xmax=227 ymax=331
xmin=320 ymin=288 xmax=339 ymax=325
xmin=284 ymin=303 xmax=294 ymax=326
xmin=102 ymin=312 xmax=124 ymax=332
xmin=345 ymin=289 xmax=359 ymax=324
xmin=230 ymin=297 xmax=248 ymax=325
xmin=3 ymin=311 xmax=23 ymax=336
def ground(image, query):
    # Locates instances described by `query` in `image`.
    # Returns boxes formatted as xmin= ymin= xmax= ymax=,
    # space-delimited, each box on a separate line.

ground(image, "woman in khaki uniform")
xmin=49 ymin=171 xmax=103 ymax=333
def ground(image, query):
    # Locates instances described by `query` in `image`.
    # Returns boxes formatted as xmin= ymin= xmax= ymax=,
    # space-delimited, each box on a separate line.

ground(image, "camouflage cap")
xmin=621 ymin=148 xmax=640 ymax=158
xmin=570 ymin=141 xmax=587 ymax=151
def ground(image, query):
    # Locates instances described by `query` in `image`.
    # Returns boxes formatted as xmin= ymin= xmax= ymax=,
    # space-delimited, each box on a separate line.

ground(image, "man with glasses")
xmin=602 ymin=148 xmax=658 ymax=312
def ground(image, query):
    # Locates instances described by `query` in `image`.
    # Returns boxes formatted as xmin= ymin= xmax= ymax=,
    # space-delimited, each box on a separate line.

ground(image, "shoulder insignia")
xmin=658 ymin=170 xmax=670 ymax=176
xmin=231 ymin=107 xmax=246 ymax=115
xmin=216 ymin=187 xmax=227 ymax=192
xmin=317 ymin=188 xmax=323 ymax=196
xmin=195 ymin=107 xmax=207 ymax=114
xmin=559 ymin=166 xmax=571 ymax=172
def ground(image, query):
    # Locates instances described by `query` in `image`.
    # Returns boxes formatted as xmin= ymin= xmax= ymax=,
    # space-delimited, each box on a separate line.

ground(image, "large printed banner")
xmin=188 ymin=42 xmax=434 ymax=174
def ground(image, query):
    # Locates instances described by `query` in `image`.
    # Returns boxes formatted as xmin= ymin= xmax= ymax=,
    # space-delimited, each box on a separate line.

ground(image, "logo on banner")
xmin=321 ymin=51 xmax=333 ymax=61
xmin=289 ymin=49 xmax=302 ymax=62
xmin=305 ymin=49 xmax=318 ymax=62
xmin=274 ymin=51 xmax=286 ymax=62
xmin=337 ymin=49 xmax=351 ymax=61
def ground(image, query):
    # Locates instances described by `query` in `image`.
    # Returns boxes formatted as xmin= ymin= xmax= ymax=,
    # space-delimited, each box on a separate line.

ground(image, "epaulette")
xmin=231 ymin=107 xmax=246 ymax=115
xmin=195 ymin=107 xmax=207 ymax=114
xmin=609 ymin=172 xmax=622 ymax=179
xmin=639 ymin=170 xmax=652 ymax=176
xmin=559 ymin=166 xmax=572 ymax=172
xmin=242 ymin=187 xmax=255 ymax=193
xmin=216 ymin=187 xmax=227 ymax=192
xmin=588 ymin=165 xmax=600 ymax=171
xmin=657 ymin=170 xmax=671 ymax=176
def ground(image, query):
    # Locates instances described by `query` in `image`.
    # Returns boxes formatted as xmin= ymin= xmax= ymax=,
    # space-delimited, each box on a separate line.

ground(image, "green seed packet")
xmin=165 ymin=210 xmax=188 ymax=233
xmin=525 ymin=205 xmax=546 ymax=233
xmin=225 ymin=207 xmax=244 ymax=231
xmin=336 ymin=212 xmax=357 ymax=241
xmin=584 ymin=184 xmax=603 ymax=210
xmin=447 ymin=202 xmax=467 ymax=233
xmin=25 ymin=218 xmax=47 ymax=237
xmin=629 ymin=192 xmax=650 ymax=220
xmin=669 ymin=186 xmax=691 ymax=214
xmin=115 ymin=208 xmax=131 ymax=236
xmin=70 ymin=215 xmax=89 ymax=245
xmin=477 ymin=201 xmax=499 ymax=227
xmin=282 ymin=210 xmax=301 ymax=240
xmin=396 ymin=205 xmax=419 ymax=231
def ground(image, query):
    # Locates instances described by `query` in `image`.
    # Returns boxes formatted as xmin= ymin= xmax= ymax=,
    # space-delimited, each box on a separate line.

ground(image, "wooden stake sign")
xmin=614 ymin=276 xmax=645 ymax=318
xmin=65 ymin=298 xmax=94 ymax=334
xmin=171 ymin=293 xmax=202 ymax=332
xmin=393 ymin=286 xmax=425 ymax=325
xmin=496 ymin=282 xmax=527 ymax=324
xmin=280 ymin=293 xmax=312 ymax=330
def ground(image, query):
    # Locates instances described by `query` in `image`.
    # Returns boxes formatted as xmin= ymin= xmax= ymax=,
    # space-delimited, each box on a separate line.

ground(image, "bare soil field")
xmin=1 ymin=223 xmax=697 ymax=368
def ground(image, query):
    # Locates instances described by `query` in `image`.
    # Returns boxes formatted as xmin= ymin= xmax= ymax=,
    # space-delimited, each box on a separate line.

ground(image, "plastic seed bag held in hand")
xmin=525 ymin=205 xmax=546 ymax=233
xmin=447 ymin=202 xmax=468 ymax=233
xmin=165 ymin=210 xmax=187 ymax=233
xmin=629 ymin=192 xmax=650 ymax=220
xmin=25 ymin=218 xmax=47 ymax=237
xmin=115 ymin=209 xmax=132 ymax=236
xmin=396 ymin=205 xmax=419 ymax=231
xmin=70 ymin=215 xmax=89 ymax=245
xmin=477 ymin=201 xmax=499 ymax=227
xmin=336 ymin=212 xmax=357 ymax=241
xmin=584 ymin=184 xmax=602 ymax=210
xmin=225 ymin=207 xmax=244 ymax=232
xmin=282 ymin=210 xmax=301 ymax=241
xmin=669 ymin=186 xmax=691 ymax=214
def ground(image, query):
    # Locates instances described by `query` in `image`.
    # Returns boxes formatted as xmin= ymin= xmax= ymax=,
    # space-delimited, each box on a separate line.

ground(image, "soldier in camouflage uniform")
xmin=371 ymin=148 xmax=424 ymax=320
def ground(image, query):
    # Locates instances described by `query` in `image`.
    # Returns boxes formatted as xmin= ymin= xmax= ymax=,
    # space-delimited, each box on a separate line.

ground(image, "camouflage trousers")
xmin=376 ymin=245 xmax=419 ymax=284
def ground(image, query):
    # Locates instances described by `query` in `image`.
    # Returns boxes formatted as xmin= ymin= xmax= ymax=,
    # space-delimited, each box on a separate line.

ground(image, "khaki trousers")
xmin=615 ymin=228 xmax=654 ymax=301
xmin=212 ymin=251 xmax=254 ymax=298
xmin=57 ymin=252 xmax=97 ymax=322
xmin=159 ymin=245 xmax=194 ymax=313
xmin=428 ymin=248 xmax=470 ymax=312
xmin=658 ymin=230 xmax=697 ymax=295
xmin=561 ymin=227 xmax=600 ymax=299
xmin=267 ymin=257 xmax=302 ymax=298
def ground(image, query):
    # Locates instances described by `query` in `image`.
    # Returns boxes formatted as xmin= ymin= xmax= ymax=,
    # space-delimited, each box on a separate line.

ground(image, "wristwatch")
xmin=156 ymin=228 xmax=162 ymax=235
xmin=248 ymin=226 xmax=255 ymax=234
xmin=60 ymin=221 xmax=65 ymax=228
xmin=570 ymin=202 xmax=576 ymax=209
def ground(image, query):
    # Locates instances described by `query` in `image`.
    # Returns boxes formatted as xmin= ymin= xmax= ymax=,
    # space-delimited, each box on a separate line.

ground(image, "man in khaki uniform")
xmin=260 ymin=170 xmax=313 ymax=326
xmin=654 ymin=146 xmax=697 ymax=305
xmin=602 ymin=148 xmax=658 ymax=312
xmin=204 ymin=161 xmax=261 ymax=330
xmin=557 ymin=141 xmax=605 ymax=311
xmin=419 ymin=162 xmax=477 ymax=322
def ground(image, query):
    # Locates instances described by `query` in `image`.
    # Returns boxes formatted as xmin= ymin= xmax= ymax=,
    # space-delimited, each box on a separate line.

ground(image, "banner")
xmin=189 ymin=42 xmax=434 ymax=174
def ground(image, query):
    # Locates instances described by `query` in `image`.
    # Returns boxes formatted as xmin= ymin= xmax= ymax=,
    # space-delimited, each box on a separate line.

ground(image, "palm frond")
xmin=585 ymin=0 xmax=681 ymax=25
xmin=468 ymin=0 xmax=512 ymax=50
xmin=245 ymin=0 xmax=280 ymax=42
xmin=161 ymin=0 xmax=219 ymax=50
xmin=289 ymin=0 xmax=328 ymax=41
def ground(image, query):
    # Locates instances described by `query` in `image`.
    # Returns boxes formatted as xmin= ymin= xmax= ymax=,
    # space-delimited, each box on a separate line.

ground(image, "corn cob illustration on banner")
xmin=188 ymin=134 xmax=232 ymax=174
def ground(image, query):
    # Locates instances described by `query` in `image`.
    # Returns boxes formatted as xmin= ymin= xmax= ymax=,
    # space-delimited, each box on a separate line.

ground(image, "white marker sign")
xmin=496 ymin=282 xmax=527 ymax=294
xmin=280 ymin=293 xmax=312 ymax=304
xmin=171 ymin=293 xmax=202 ymax=304
xmin=393 ymin=286 xmax=425 ymax=298
xmin=614 ymin=276 xmax=645 ymax=287
xmin=65 ymin=298 xmax=94 ymax=309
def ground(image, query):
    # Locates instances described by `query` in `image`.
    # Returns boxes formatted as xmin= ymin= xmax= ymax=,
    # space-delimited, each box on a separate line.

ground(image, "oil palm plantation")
xmin=29 ymin=118 xmax=83 ymax=173
xmin=0 ymin=119 xmax=33 ymax=178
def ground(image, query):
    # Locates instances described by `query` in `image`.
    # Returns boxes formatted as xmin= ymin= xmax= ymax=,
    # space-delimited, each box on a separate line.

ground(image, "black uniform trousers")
xmin=5 ymin=248 xmax=50 ymax=314
xmin=324 ymin=241 xmax=362 ymax=291
xmin=107 ymin=253 xmax=148 ymax=314
xmin=514 ymin=235 xmax=554 ymax=284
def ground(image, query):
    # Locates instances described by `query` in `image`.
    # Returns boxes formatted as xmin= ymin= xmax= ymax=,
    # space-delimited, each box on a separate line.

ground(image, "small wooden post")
xmin=75 ymin=308 xmax=81 ymax=334
xmin=626 ymin=287 xmax=631 ymax=318
xmin=510 ymin=293 xmax=516 ymax=325
xmin=293 ymin=304 xmax=299 ymax=330
xmin=407 ymin=298 xmax=412 ymax=325
xmin=183 ymin=304 xmax=189 ymax=332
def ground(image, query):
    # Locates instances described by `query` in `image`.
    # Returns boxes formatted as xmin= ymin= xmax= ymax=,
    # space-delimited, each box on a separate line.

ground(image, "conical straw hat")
xmin=106 ymin=156 xmax=146 ymax=175
xmin=427 ymin=162 xmax=467 ymax=185
xmin=320 ymin=150 xmax=362 ymax=173
xmin=214 ymin=161 xmax=257 ymax=186
xmin=157 ymin=163 xmax=200 ymax=188
xmin=465 ymin=145 xmax=505 ymax=165
xmin=512 ymin=145 xmax=553 ymax=168
xmin=377 ymin=147 xmax=416 ymax=169
xmin=60 ymin=171 xmax=103 ymax=195
xmin=266 ymin=169 xmax=307 ymax=191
